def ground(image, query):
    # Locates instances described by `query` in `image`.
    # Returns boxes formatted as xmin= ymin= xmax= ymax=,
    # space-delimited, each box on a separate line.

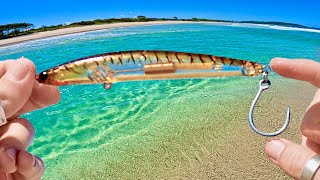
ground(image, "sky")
xmin=1 ymin=0 xmax=319 ymax=28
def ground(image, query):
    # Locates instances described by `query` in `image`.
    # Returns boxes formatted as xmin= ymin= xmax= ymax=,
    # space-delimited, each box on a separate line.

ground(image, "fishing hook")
xmin=248 ymin=66 xmax=290 ymax=136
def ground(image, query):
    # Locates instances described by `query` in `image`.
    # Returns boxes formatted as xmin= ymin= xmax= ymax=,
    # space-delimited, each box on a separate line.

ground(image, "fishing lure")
xmin=36 ymin=50 xmax=290 ymax=136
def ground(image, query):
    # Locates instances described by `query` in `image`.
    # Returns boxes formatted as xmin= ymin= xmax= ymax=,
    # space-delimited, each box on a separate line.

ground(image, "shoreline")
xmin=1 ymin=21 xmax=319 ymax=48
xmin=0 ymin=21 xmax=200 ymax=47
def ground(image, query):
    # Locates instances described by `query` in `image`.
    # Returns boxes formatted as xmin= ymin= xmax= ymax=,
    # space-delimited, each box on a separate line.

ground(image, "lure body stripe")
xmin=36 ymin=50 xmax=263 ymax=87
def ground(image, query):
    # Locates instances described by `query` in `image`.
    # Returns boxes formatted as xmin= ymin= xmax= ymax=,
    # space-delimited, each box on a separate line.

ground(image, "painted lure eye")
xmin=39 ymin=72 xmax=49 ymax=81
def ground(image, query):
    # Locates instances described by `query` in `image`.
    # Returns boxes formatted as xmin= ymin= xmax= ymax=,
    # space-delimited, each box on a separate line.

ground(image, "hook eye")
xmin=260 ymin=79 xmax=271 ymax=90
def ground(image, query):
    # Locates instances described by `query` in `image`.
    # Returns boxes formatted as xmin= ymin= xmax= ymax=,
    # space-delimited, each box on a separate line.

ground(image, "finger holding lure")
xmin=35 ymin=50 xmax=290 ymax=137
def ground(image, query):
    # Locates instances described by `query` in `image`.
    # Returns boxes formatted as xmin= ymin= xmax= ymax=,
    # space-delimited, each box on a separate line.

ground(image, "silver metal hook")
xmin=248 ymin=66 xmax=291 ymax=136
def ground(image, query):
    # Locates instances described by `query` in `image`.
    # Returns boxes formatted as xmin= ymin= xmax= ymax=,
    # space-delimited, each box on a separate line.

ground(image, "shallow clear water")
xmin=0 ymin=23 xmax=319 ymax=178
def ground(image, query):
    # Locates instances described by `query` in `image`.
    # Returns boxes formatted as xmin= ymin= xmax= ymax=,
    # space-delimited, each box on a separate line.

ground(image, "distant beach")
xmin=0 ymin=21 xmax=200 ymax=47
xmin=1 ymin=20 xmax=319 ymax=48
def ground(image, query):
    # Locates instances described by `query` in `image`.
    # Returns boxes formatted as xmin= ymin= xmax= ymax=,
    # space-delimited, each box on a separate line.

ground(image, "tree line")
xmin=1 ymin=16 xmax=318 ymax=40
xmin=0 ymin=16 xmax=181 ymax=39
xmin=0 ymin=23 xmax=34 ymax=39
xmin=0 ymin=16 xmax=225 ymax=40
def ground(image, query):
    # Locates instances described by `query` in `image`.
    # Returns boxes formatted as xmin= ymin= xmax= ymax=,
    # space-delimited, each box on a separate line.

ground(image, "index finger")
xmin=270 ymin=58 xmax=320 ymax=87
xmin=0 ymin=58 xmax=35 ymax=119
xmin=10 ymin=81 xmax=60 ymax=120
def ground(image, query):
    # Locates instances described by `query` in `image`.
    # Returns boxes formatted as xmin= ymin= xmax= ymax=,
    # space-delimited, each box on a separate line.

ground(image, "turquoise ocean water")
xmin=0 ymin=23 xmax=320 ymax=179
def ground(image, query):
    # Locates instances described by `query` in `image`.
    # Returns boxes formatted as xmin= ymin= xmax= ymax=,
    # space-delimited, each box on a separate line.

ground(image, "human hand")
xmin=0 ymin=58 xmax=60 ymax=179
xmin=265 ymin=58 xmax=320 ymax=179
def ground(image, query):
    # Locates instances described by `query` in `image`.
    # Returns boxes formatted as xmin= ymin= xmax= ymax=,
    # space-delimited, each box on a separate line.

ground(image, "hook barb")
xmin=248 ymin=79 xmax=291 ymax=137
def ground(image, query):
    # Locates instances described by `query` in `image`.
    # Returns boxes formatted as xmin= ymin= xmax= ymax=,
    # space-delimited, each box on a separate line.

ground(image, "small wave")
xmin=268 ymin=25 xmax=320 ymax=33
xmin=0 ymin=31 xmax=138 ymax=55
xmin=0 ymin=28 xmax=200 ymax=55
xmin=225 ymin=22 xmax=320 ymax=34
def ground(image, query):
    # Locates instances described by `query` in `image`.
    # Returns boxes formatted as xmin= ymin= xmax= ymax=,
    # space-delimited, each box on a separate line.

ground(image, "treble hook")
xmin=248 ymin=66 xmax=291 ymax=137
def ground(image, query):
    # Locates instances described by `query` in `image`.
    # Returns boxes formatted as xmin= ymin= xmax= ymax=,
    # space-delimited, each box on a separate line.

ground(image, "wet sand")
xmin=0 ymin=21 xmax=200 ymax=47
xmin=43 ymin=78 xmax=316 ymax=179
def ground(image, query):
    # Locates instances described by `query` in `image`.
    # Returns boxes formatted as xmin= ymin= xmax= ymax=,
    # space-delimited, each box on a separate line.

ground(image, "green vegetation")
xmin=1 ymin=16 xmax=319 ymax=40
xmin=0 ymin=23 xmax=34 ymax=39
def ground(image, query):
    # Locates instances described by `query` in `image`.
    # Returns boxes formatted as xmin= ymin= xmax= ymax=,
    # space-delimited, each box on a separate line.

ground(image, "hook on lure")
xmin=248 ymin=66 xmax=290 ymax=137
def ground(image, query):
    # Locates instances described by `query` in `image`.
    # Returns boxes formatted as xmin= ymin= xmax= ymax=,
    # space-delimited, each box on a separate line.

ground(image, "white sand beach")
xmin=0 ymin=21 xmax=200 ymax=47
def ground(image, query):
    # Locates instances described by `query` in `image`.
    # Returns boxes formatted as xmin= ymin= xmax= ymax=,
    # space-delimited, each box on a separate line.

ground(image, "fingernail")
xmin=32 ymin=156 xmax=37 ymax=167
xmin=275 ymin=58 xmax=290 ymax=63
xmin=265 ymin=139 xmax=285 ymax=161
xmin=6 ymin=148 xmax=16 ymax=161
xmin=7 ymin=58 xmax=29 ymax=81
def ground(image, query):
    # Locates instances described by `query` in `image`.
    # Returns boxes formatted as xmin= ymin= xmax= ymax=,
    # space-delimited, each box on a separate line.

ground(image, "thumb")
xmin=15 ymin=151 xmax=45 ymax=180
xmin=0 ymin=58 xmax=36 ymax=119
xmin=265 ymin=138 xmax=320 ymax=179
xmin=301 ymin=89 xmax=320 ymax=144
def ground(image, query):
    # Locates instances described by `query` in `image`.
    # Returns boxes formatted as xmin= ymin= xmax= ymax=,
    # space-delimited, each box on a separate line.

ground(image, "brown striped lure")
xmin=36 ymin=50 xmax=290 ymax=137
xmin=36 ymin=50 xmax=263 ymax=88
